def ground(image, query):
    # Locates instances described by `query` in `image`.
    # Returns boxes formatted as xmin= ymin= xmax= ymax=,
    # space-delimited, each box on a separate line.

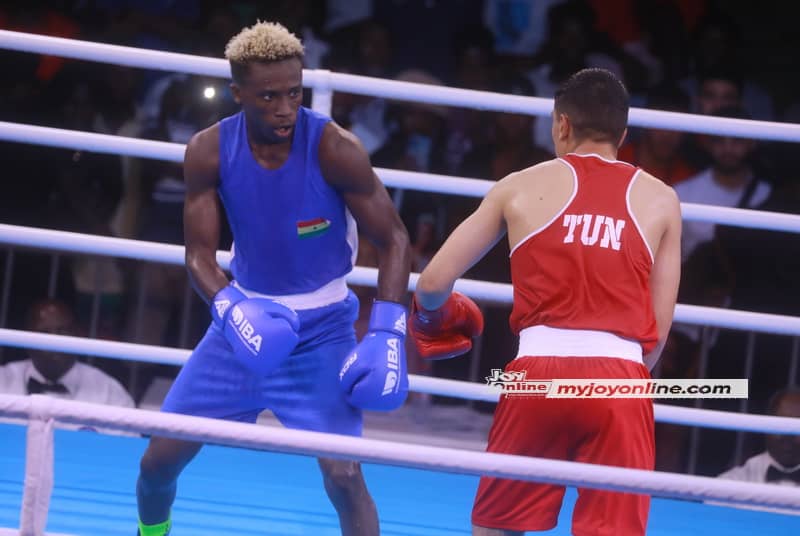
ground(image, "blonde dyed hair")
xmin=225 ymin=21 xmax=304 ymax=81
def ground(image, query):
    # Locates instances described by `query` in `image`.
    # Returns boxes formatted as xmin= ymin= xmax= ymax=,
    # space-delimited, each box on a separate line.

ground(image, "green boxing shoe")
xmin=137 ymin=518 xmax=171 ymax=536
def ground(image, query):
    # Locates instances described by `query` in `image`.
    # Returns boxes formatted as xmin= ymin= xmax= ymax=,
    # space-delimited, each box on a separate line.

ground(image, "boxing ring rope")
xmin=1 ymin=220 xmax=800 ymax=434
xmin=3 ymin=29 xmax=800 ymax=534
xmin=2 ymin=325 xmax=800 ymax=435
xmin=0 ymin=34 xmax=798 ymax=426
xmin=2 ymin=29 xmax=800 ymax=141
xmin=3 ymin=394 xmax=800 ymax=513
xmin=3 ymin=122 xmax=800 ymax=233
xmin=3 ymin=71 xmax=800 ymax=432
xmin=3 ymin=222 xmax=800 ymax=333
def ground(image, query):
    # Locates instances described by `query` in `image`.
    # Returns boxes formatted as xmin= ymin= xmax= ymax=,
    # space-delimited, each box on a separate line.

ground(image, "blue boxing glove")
xmin=211 ymin=284 xmax=300 ymax=376
xmin=339 ymin=300 xmax=409 ymax=411
xmin=211 ymin=284 xmax=247 ymax=325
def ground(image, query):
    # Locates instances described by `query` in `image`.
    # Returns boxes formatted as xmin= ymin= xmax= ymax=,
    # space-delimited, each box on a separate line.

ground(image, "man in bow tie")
xmin=717 ymin=388 xmax=800 ymax=487
xmin=0 ymin=299 xmax=134 ymax=410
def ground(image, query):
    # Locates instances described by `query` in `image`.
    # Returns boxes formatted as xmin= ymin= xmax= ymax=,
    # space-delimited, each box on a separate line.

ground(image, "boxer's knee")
xmin=139 ymin=437 xmax=201 ymax=490
xmin=319 ymin=458 xmax=367 ymax=501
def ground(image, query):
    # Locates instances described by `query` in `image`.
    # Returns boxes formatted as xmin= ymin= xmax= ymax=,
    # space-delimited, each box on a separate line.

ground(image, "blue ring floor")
xmin=1 ymin=423 xmax=799 ymax=535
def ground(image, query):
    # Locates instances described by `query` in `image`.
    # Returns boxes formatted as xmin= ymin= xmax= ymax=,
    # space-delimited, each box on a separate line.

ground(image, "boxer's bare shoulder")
xmin=629 ymin=169 xmax=681 ymax=254
xmin=498 ymin=159 xmax=577 ymax=248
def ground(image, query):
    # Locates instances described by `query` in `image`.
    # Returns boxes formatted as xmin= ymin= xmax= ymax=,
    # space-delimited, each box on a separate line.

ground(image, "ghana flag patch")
xmin=297 ymin=217 xmax=331 ymax=238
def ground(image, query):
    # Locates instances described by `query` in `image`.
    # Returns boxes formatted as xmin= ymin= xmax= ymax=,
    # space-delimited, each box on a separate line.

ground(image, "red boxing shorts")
xmin=472 ymin=355 xmax=654 ymax=536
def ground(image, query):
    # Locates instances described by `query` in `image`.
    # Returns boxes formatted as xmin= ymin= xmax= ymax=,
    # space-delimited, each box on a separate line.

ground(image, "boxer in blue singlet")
xmin=136 ymin=22 xmax=411 ymax=536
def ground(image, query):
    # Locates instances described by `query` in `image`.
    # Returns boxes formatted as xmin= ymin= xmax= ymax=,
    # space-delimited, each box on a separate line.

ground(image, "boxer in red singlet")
xmin=409 ymin=68 xmax=682 ymax=535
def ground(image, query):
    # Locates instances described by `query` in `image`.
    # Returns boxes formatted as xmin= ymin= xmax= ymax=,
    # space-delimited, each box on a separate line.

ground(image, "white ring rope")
xmin=2 ymin=29 xmax=800 ymax=141
xmin=1 ymin=122 xmax=799 ymax=235
xmin=2 ymin=223 xmax=800 ymax=334
xmin=2 ymin=32 xmax=800 ymax=531
xmin=2 ymin=394 xmax=800 ymax=511
xmin=3 ymin=27 xmax=800 ymax=529
xmin=0 ymin=395 xmax=800 ymax=509
xmin=2 ymin=327 xmax=800 ymax=435
xmin=3 ymin=121 xmax=799 ymax=234
xmin=0 ymin=121 xmax=498 ymax=199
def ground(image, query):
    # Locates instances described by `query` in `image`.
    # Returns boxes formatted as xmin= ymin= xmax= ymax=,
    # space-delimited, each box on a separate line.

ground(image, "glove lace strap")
xmin=369 ymin=300 xmax=407 ymax=336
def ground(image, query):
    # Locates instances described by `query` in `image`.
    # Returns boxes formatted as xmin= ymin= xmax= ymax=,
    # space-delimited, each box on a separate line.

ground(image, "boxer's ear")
xmin=230 ymin=82 xmax=242 ymax=105
xmin=617 ymin=128 xmax=628 ymax=148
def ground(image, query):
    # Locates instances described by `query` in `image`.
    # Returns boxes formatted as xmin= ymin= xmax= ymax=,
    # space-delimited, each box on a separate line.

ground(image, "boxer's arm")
xmin=183 ymin=125 xmax=229 ymax=303
xmin=320 ymin=122 xmax=411 ymax=303
xmin=645 ymin=186 xmax=682 ymax=370
xmin=415 ymin=182 xmax=508 ymax=310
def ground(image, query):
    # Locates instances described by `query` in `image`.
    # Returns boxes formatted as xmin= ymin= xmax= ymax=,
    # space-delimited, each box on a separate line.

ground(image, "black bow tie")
xmin=766 ymin=465 xmax=800 ymax=484
xmin=27 ymin=377 xmax=69 ymax=395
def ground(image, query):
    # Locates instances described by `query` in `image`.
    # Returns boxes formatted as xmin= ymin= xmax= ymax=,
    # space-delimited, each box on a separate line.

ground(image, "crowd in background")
xmin=1 ymin=0 xmax=799 ymax=480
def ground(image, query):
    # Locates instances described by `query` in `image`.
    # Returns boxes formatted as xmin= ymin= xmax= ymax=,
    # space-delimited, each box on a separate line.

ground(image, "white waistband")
xmin=516 ymin=325 xmax=643 ymax=364
xmin=232 ymin=276 xmax=349 ymax=311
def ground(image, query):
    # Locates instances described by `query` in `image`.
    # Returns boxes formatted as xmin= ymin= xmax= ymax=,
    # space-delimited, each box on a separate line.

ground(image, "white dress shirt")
xmin=0 ymin=359 xmax=134 ymax=408
xmin=0 ymin=359 xmax=136 ymax=435
xmin=708 ymin=451 xmax=800 ymax=515
xmin=719 ymin=451 xmax=800 ymax=486
xmin=673 ymin=169 xmax=771 ymax=262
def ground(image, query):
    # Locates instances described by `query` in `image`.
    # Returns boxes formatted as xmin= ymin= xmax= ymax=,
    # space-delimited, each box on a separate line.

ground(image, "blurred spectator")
xmin=324 ymin=20 xmax=395 ymax=154
xmin=652 ymin=330 xmax=701 ymax=473
xmin=589 ymin=0 xmax=692 ymax=91
xmin=258 ymin=0 xmax=331 ymax=69
xmin=128 ymin=76 xmax=217 ymax=349
xmin=0 ymin=298 xmax=134 ymax=408
xmin=374 ymin=0 xmax=483 ymax=80
xmin=706 ymin=151 xmax=800 ymax=412
xmin=88 ymin=0 xmax=201 ymax=52
xmin=717 ymin=388 xmax=800 ymax=485
xmin=324 ymin=0 xmax=372 ymax=35
xmin=325 ymin=55 xmax=388 ymax=155
xmin=695 ymin=67 xmax=742 ymax=116
xmin=482 ymin=0 xmax=564 ymax=58
xmin=443 ymin=24 xmax=496 ymax=174
xmin=201 ymin=5 xmax=241 ymax=56
xmin=451 ymin=24 xmax=495 ymax=92
xmin=0 ymin=3 xmax=80 ymax=83
xmin=42 ymin=69 xmax=127 ymax=339
xmin=526 ymin=0 xmax=625 ymax=153
xmin=618 ymin=84 xmax=697 ymax=186
xmin=675 ymin=239 xmax=734 ymax=336
xmin=680 ymin=12 xmax=774 ymax=120
xmin=709 ymin=98 xmax=800 ymax=316
xmin=351 ymin=63 xmax=435 ymax=164
xmin=680 ymin=67 xmax=744 ymax=170
xmin=352 ymin=19 xmax=395 ymax=79
xmin=674 ymin=106 xmax=771 ymax=263
xmin=459 ymin=74 xmax=552 ymax=182
xmin=653 ymin=239 xmax=735 ymax=474
xmin=97 ymin=65 xmax=148 ymax=240
xmin=715 ymin=187 xmax=800 ymax=319
xmin=372 ymin=69 xmax=451 ymax=272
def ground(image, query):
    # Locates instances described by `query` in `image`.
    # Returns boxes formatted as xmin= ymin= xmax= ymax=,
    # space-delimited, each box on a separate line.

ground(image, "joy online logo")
xmin=485 ymin=369 xmax=551 ymax=395
xmin=229 ymin=305 xmax=263 ymax=354
xmin=486 ymin=369 xmax=527 ymax=385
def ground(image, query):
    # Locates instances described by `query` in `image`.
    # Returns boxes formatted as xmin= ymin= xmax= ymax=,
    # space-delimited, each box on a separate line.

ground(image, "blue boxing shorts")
xmin=161 ymin=290 xmax=362 ymax=436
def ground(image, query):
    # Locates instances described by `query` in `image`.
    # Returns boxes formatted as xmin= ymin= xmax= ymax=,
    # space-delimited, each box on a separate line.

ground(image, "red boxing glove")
xmin=409 ymin=292 xmax=484 ymax=360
